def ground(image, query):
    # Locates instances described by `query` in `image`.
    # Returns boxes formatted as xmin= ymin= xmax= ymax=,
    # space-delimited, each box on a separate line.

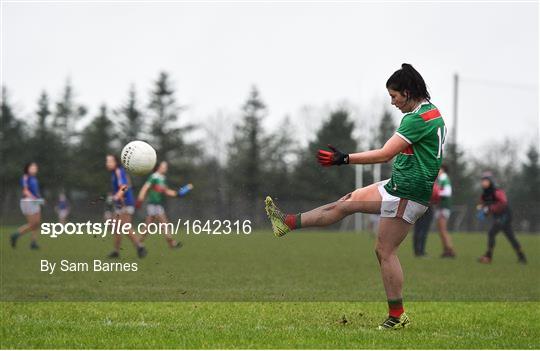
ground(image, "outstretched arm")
xmin=137 ymin=182 xmax=151 ymax=202
xmin=113 ymin=169 xmax=128 ymax=201
xmin=163 ymin=186 xmax=178 ymax=197
xmin=349 ymin=134 xmax=409 ymax=164
xmin=317 ymin=134 xmax=409 ymax=167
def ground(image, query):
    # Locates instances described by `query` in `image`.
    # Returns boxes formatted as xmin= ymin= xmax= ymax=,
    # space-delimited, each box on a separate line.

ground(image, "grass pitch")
xmin=2 ymin=302 xmax=539 ymax=349
xmin=1 ymin=226 xmax=539 ymax=348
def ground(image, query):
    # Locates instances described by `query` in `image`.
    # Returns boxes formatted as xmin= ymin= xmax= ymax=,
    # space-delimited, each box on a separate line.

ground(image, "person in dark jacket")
xmin=412 ymin=182 xmax=439 ymax=257
xmin=477 ymin=172 xmax=527 ymax=264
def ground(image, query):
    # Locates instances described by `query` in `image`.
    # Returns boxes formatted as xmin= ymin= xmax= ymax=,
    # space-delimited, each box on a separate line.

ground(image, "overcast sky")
xmin=2 ymin=1 xmax=539 ymax=155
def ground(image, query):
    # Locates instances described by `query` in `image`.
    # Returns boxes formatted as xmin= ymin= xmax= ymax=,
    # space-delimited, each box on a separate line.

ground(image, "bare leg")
xmin=16 ymin=223 xmax=34 ymax=235
xmin=140 ymin=215 xmax=154 ymax=242
xmin=437 ymin=216 xmax=455 ymax=255
xmin=120 ymin=213 xmax=142 ymax=248
xmin=16 ymin=223 xmax=35 ymax=236
xmin=30 ymin=212 xmax=41 ymax=242
xmin=17 ymin=213 xmax=41 ymax=236
xmin=155 ymin=214 xmax=178 ymax=247
xmin=58 ymin=213 xmax=67 ymax=225
xmin=300 ymin=182 xmax=382 ymax=227
xmin=113 ymin=212 xmax=123 ymax=252
xmin=375 ymin=217 xmax=411 ymax=300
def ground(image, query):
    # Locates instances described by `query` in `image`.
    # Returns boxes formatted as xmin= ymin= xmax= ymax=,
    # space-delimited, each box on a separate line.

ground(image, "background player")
xmin=55 ymin=192 xmax=70 ymax=225
xmin=265 ymin=63 xmax=445 ymax=330
xmin=435 ymin=165 xmax=456 ymax=257
xmin=10 ymin=162 xmax=43 ymax=249
xmin=136 ymin=160 xmax=193 ymax=248
xmin=103 ymin=193 xmax=115 ymax=222
xmin=105 ymin=154 xmax=147 ymax=259
xmin=412 ymin=182 xmax=438 ymax=257
xmin=477 ymin=172 xmax=527 ymax=264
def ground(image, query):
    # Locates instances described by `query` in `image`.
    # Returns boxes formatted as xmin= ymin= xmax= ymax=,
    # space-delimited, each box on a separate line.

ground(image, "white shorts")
xmin=114 ymin=206 xmax=135 ymax=215
xmin=147 ymin=204 xmax=165 ymax=217
xmin=57 ymin=209 xmax=69 ymax=219
xmin=20 ymin=199 xmax=41 ymax=216
xmin=377 ymin=180 xmax=428 ymax=224
xmin=435 ymin=208 xmax=451 ymax=220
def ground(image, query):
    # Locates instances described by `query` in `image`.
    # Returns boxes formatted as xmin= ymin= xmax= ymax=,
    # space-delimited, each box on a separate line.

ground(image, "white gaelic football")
xmin=121 ymin=141 xmax=157 ymax=176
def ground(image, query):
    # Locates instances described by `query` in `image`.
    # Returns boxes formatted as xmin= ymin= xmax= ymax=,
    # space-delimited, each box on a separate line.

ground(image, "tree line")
xmin=1 ymin=71 xmax=538 ymax=231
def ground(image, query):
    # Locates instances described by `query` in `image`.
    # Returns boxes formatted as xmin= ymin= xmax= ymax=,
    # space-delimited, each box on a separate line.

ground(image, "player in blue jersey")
xmin=105 ymin=154 xmax=147 ymax=259
xmin=11 ymin=162 xmax=44 ymax=249
xmin=55 ymin=192 xmax=70 ymax=224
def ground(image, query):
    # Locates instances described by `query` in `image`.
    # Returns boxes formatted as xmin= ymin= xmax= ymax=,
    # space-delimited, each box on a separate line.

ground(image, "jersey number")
xmin=436 ymin=126 xmax=446 ymax=159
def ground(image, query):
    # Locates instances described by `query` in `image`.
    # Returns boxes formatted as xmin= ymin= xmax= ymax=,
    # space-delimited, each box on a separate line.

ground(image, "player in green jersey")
xmin=136 ymin=161 xmax=193 ymax=249
xmin=434 ymin=165 xmax=456 ymax=257
xmin=265 ymin=64 xmax=445 ymax=330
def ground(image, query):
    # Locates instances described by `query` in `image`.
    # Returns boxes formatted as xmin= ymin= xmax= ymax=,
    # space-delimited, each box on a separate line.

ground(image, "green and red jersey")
xmin=437 ymin=172 xmax=452 ymax=209
xmin=146 ymin=172 xmax=167 ymax=204
xmin=384 ymin=102 xmax=446 ymax=206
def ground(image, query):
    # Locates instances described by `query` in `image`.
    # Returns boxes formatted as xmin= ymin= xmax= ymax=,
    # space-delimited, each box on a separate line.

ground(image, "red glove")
xmin=135 ymin=199 xmax=143 ymax=209
xmin=317 ymin=144 xmax=349 ymax=167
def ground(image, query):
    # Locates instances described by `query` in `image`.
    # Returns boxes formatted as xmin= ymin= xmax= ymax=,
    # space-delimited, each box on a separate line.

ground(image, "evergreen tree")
xmin=226 ymin=86 xmax=267 ymax=221
xmin=147 ymin=71 xmax=199 ymax=209
xmin=443 ymin=142 xmax=474 ymax=204
xmin=116 ymin=85 xmax=144 ymax=146
xmin=52 ymin=80 xmax=87 ymax=196
xmin=29 ymin=91 xmax=65 ymax=197
xmin=0 ymin=87 xmax=28 ymax=213
xmin=521 ymin=145 xmax=540 ymax=199
xmin=514 ymin=144 xmax=540 ymax=232
xmin=293 ymin=109 xmax=357 ymax=203
xmin=36 ymin=91 xmax=51 ymax=132
xmin=53 ymin=79 xmax=87 ymax=144
xmin=261 ymin=116 xmax=299 ymax=202
xmin=147 ymin=72 xmax=195 ymax=163
xmin=76 ymin=104 xmax=114 ymax=196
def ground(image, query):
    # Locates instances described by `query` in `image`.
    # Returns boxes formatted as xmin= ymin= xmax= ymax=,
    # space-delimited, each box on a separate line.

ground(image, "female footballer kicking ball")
xmin=265 ymin=63 xmax=446 ymax=330
xmin=136 ymin=160 xmax=193 ymax=248
xmin=105 ymin=154 xmax=147 ymax=259
xmin=11 ymin=162 xmax=44 ymax=249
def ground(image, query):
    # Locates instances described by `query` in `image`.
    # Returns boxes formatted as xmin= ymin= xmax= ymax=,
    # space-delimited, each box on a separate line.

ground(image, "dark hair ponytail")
xmin=153 ymin=160 xmax=167 ymax=173
xmin=107 ymin=154 xmax=121 ymax=168
xmin=23 ymin=161 xmax=36 ymax=175
xmin=386 ymin=63 xmax=430 ymax=102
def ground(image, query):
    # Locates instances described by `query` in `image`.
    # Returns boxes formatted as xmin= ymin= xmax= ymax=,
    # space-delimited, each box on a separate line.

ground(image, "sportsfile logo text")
xmin=40 ymin=219 xmax=253 ymax=238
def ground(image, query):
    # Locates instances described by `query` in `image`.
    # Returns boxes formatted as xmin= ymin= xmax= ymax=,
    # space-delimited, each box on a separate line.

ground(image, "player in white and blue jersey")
xmin=105 ymin=154 xmax=147 ymax=259
xmin=11 ymin=162 xmax=44 ymax=249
